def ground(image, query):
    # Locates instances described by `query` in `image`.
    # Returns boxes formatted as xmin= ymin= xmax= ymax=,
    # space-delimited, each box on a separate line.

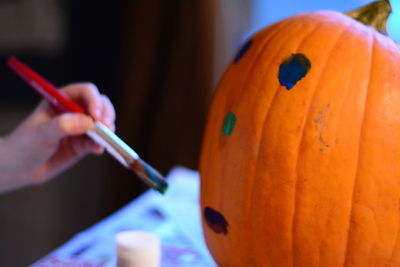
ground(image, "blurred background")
xmin=0 ymin=0 xmax=398 ymax=266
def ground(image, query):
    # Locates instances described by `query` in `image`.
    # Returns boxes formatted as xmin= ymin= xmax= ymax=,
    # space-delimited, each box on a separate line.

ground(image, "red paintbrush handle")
xmin=7 ymin=56 xmax=85 ymax=114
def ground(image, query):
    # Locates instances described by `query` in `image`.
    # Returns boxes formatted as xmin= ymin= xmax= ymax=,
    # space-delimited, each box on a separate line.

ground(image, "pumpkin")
xmin=199 ymin=0 xmax=400 ymax=266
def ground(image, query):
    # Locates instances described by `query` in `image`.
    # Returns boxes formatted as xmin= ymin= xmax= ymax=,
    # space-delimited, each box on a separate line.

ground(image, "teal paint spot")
xmin=130 ymin=159 xmax=168 ymax=194
xmin=234 ymin=39 xmax=253 ymax=64
xmin=143 ymin=162 xmax=168 ymax=194
xmin=222 ymin=112 xmax=236 ymax=136
xmin=278 ymin=53 xmax=311 ymax=90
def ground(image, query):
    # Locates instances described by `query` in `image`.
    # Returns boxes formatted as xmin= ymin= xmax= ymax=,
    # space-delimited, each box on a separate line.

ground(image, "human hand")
xmin=0 ymin=83 xmax=116 ymax=193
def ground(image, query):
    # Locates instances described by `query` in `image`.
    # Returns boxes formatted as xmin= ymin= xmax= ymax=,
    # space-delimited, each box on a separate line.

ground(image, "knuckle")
xmin=102 ymin=94 xmax=110 ymax=101
xmin=57 ymin=114 xmax=75 ymax=134
xmin=110 ymin=123 xmax=116 ymax=132
xmin=103 ymin=95 xmax=116 ymax=115
xmin=83 ymin=82 xmax=99 ymax=94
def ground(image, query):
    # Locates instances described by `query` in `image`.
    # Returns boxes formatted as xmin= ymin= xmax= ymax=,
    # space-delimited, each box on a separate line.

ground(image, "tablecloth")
xmin=31 ymin=166 xmax=217 ymax=267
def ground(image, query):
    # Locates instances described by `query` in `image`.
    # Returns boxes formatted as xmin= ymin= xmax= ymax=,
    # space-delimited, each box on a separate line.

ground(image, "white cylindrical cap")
xmin=116 ymin=230 xmax=161 ymax=267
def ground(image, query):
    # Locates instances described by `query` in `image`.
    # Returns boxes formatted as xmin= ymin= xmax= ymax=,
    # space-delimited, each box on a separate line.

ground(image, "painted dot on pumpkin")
xmin=234 ymin=39 xmax=253 ymax=64
xmin=278 ymin=53 xmax=311 ymax=90
xmin=204 ymin=206 xmax=229 ymax=235
xmin=222 ymin=111 xmax=236 ymax=136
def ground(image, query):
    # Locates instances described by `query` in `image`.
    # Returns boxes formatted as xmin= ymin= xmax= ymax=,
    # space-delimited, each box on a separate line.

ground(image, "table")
xmin=31 ymin=167 xmax=217 ymax=267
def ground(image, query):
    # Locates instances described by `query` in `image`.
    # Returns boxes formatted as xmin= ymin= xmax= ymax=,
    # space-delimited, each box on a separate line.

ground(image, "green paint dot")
xmin=222 ymin=112 xmax=236 ymax=136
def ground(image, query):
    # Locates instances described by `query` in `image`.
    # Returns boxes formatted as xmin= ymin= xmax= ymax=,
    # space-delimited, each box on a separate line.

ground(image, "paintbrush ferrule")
xmin=87 ymin=122 xmax=168 ymax=193
xmin=87 ymin=121 xmax=138 ymax=166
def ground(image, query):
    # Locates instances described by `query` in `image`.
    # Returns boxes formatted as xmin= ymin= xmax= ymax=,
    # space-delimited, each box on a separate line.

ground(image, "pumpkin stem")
xmin=346 ymin=0 xmax=392 ymax=35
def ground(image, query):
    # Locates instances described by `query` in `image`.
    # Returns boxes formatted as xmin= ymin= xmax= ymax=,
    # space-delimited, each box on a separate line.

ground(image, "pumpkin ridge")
xmin=321 ymin=22 xmax=379 ymax=264
xmin=226 ymin=18 xmax=293 ymax=110
xmin=342 ymin=32 xmax=375 ymax=267
xmin=246 ymin=19 xmax=332 ymax=266
xmin=211 ymin=17 xmax=323 ymax=266
xmin=316 ymin=29 xmax=360 ymax=266
xmin=207 ymin=17 xmax=295 ymax=263
xmin=205 ymin=17 xmax=289 ymax=198
xmin=386 ymin=203 xmax=400 ymax=265
xmin=290 ymin=23 xmax=351 ymax=266
xmin=380 ymin=44 xmax=400 ymax=266
xmin=320 ymin=30 xmax=359 ymax=264
xmin=222 ymin=18 xmax=311 ymax=264
xmin=248 ymin=28 xmax=319 ymax=266
xmin=292 ymin=21 xmax=363 ymax=265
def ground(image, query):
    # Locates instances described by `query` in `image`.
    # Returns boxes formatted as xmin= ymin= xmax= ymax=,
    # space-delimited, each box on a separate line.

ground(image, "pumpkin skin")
xmin=199 ymin=9 xmax=400 ymax=267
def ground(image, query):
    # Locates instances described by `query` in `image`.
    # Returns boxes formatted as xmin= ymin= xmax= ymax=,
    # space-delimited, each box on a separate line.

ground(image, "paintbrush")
xmin=7 ymin=56 xmax=168 ymax=194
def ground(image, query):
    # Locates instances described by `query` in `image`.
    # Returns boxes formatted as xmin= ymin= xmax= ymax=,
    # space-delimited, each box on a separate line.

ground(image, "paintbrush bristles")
xmin=130 ymin=159 xmax=168 ymax=194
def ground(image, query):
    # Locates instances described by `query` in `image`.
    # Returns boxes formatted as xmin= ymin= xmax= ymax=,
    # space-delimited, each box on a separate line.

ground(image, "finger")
xmin=42 ymin=135 xmax=104 ymax=181
xmin=42 ymin=113 xmax=94 ymax=145
xmin=42 ymin=136 xmax=94 ymax=179
xmin=91 ymin=143 xmax=105 ymax=155
xmin=60 ymin=82 xmax=103 ymax=120
xmin=71 ymin=136 xmax=104 ymax=156
xmin=108 ymin=122 xmax=116 ymax=132
xmin=70 ymin=136 xmax=93 ymax=157
xmin=86 ymin=137 xmax=105 ymax=155
xmin=100 ymin=94 xmax=116 ymax=128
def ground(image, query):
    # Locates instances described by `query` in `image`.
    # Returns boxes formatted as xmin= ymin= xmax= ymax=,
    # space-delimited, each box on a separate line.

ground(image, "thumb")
xmin=41 ymin=113 xmax=95 ymax=145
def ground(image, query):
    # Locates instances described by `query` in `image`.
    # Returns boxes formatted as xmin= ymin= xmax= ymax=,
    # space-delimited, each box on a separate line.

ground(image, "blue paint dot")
xmin=234 ymin=39 xmax=253 ymax=64
xmin=278 ymin=53 xmax=311 ymax=90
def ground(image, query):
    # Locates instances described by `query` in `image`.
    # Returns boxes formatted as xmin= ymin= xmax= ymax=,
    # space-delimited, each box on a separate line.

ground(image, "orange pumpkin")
xmin=199 ymin=0 xmax=400 ymax=266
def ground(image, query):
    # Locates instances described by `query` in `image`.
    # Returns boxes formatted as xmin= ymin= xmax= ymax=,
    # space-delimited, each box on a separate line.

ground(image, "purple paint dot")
xmin=204 ymin=206 xmax=229 ymax=235
xmin=234 ymin=39 xmax=253 ymax=64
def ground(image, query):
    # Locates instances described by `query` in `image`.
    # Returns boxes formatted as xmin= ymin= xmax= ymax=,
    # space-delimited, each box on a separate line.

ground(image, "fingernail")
xmin=106 ymin=117 xmax=113 ymax=126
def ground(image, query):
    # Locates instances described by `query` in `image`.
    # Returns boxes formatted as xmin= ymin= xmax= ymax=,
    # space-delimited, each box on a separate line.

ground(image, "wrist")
xmin=0 ymin=135 xmax=32 ymax=193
